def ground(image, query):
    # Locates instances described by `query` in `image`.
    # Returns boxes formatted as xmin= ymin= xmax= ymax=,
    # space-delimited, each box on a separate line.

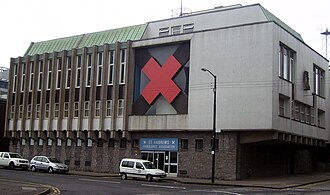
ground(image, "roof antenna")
xmin=321 ymin=28 xmax=330 ymax=59
xmin=171 ymin=0 xmax=191 ymax=17
xmin=180 ymin=0 xmax=183 ymax=16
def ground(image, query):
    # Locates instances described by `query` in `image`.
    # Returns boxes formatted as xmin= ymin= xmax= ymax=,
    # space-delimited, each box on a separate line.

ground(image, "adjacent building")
xmin=5 ymin=4 xmax=329 ymax=180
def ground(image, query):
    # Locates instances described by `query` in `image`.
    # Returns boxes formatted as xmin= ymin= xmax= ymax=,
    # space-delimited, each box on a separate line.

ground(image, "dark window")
xmin=132 ymin=139 xmax=139 ymax=149
xmin=195 ymin=139 xmax=203 ymax=151
xmin=180 ymin=139 xmax=188 ymax=150
xmin=97 ymin=139 xmax=103 ymax=147
xmin=136 ymin=162 xmax=143 ymax=169
xmin=85 ymin=161 xmax=91 ymax=166
xmin=75 ymin=161 xmax=80 ymax=166
xmin=64 ymin=160 xmax=70 ymax=165
xmin=109 ymin=139 xmax=114 ymax=147
xmin=120 ymin=139 xmax=127 ymax=149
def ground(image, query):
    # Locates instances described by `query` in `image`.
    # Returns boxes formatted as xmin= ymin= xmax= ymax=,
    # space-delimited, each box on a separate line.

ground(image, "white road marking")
xmin=21 ymin=187 xmax=37 ymax=191
xmin=187 ymin=189 xmax=243 ymax=195
xmin=141 ymin=183 xmax=186 ymax=190
xmin=79 ymin=178 xmax=121 ymax=184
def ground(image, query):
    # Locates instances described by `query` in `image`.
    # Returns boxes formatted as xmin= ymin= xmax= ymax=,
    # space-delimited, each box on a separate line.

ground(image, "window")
xmin=195 ymin=139 xmax=203 ymax=151
xmin=84 ymin=101 xmax=89 ymax=117
xmin=47 ymin=138 xmax=53 ymax=146
xmin=279 ymin=44 xmax=295 ymax=82
xmin=95 ymin=101 xmax=100 ymax=117
xmin=87 ymin=139 xmax=93 ymax=147
xmin=279 ymin=94 xmax=290 ymax=117
xmin=97 ymin=52 xmax=103 ymax=86
xmin=77 ymin=139 xmax=82 ymax=147
xmin=64 ymin=102 xmax=69 ymax=118
xmin=117 ymin=99 xmax=124 ymax=116
xmin=38 ymin=60 xmax=43 ymax=90
xmin=36 ymin=104 xmax=41 ymax=119
xmin=180 ymin=139 xmax=188 ymax=150
xmin=29 ymin=61 xmax=34 ymax=91
xmin=136 ymin=162 xmax=143 ymax=169
xmin=10 ymin=105 xmax=14 ymax=119
xmin=67 ymin=139 xmax=72 ymax=146
xmin=27 ymin=105 xmax=31 ymax=119
xmin=314 ymin=65 xmax=325 ymax=97
xmin=86 ymin=54 xmax=92 ymax=87
xmin=21 ymin=138 xmax=26 ymax=146
xmin=74 ymin=102 xmax=79 ymax=118
xmin=47 ymin=59 xmax=52 ymax=90
xmin=120 ymin=139 xmax=127 ymax=148
xmin=159 ymin=27 xmax=169 ymax=36
xmin=108 ymin=51 xmax=115 ymax=85
xmin=13 ymin=64 xmax=18 ymax=93
xmin=19 ymin=105 xmax=23 ymax=119
xmin=56 ymin=58 xmax=62 ymax=89
xmin=97 ymin=139 xmax=103 ymax=147
xmin=57 ymin=139 xmax=62 ymax=146
xmin=132 ymin=139 xmax=139 ymax=148
xmin=109 ymin=138 xmax=114 ymax=147
xmin=21 ymin=63 xmax=26 ymax=92
xmin=30 ymin=138 xmax=35 ymax=146
xmin=54 ymin=103 xmax=59 ymax=118
xmin=45 ymin=103 xmax=50 ymax=118
xmin=38 ymin=138 xmax=44 ymax=146
xmin=66 ymin=56 xmax=71 ymax=88
xmin=119 ymin=49 xmax=126 ymax=84
xmin=292 ymin=100 xmax=314 ymax=125
xmin=183 ymin=23 xmax=194 ymax=33
xmin=76 ymin=55 xmax=82 ymax=88
xmin=106 ymin=100 xmax=112 ymax=116
xmin=318 ymin=109 xmax=325 ymax=128
xmin=171 ymin=26 xmax=181 ymax=35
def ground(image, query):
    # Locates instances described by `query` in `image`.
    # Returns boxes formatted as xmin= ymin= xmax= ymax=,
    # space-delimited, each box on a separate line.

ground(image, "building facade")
xmin=5 ymin=4 xmax=330 ymax=180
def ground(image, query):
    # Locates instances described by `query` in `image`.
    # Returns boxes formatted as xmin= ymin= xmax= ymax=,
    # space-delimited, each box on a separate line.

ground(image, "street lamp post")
xmin=201 ymin=68 xmax=217 ymax=183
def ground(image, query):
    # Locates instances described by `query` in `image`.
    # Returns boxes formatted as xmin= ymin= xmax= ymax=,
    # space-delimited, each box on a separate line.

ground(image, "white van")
xmin=119 ymin=158 xmax=166 ymax=181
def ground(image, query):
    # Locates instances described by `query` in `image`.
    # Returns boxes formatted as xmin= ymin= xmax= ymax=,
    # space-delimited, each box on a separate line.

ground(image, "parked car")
xmin=119 ymin=158 xmax=166 ymax=181
xmin=30 ymin=156 xmax=69 ymax=174
xmin=0 ymin=152 xmax=29 ymax=170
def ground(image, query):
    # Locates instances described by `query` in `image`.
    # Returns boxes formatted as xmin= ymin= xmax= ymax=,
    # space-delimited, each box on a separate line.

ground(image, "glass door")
xmin=164 ymin=151 xmax=178 ymax=177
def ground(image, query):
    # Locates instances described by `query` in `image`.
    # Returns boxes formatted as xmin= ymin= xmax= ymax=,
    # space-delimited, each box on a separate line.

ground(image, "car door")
xmin=40 ymin=157 xmax=50 ymax=171
xmin=135 ymin=162 xmax=146 ymax=178
xmin=2 ymin=153 xmax=10 ymax=166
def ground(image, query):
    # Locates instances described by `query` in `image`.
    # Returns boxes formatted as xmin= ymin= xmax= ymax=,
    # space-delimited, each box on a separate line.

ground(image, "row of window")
xmin=159 ymin=23 xmax=194 ymax=37
xmin=19 ymin=137 xmax=219 ymax=151
xmin=12 ymin=50 xmax=126 ymax=93
xmin=279 ymin=95 xmax=325 ymax=128
xmin=278 ymin=43 xmax=326 ymax=97
xmin=11 ymin=99 xmax=124 ymax=119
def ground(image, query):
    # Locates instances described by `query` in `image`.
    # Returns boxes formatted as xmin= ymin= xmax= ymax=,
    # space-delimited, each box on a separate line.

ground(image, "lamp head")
xmin=201 ymin=68 xmax=207 ymax=72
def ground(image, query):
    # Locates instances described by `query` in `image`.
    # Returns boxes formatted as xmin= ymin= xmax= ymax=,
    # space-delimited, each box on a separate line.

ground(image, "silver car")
xmin=30 ymin=156 xmax=69 ymax=173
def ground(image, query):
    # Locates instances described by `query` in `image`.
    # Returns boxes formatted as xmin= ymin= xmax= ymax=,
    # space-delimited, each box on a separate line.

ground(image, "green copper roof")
xmin=25 ymin=24 xmax=147 ymax=56
xmin=260 ymin=6 xmax=304 ymax=42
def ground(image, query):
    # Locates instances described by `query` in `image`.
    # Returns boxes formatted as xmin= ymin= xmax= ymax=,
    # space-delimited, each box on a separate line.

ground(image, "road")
xmin=1 ymin=169 xmax=330 ymax=194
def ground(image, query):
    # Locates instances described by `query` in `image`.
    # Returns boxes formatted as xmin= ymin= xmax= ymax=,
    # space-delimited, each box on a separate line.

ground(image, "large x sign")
xmin=142 ymin=55 xmax=181 ymax=104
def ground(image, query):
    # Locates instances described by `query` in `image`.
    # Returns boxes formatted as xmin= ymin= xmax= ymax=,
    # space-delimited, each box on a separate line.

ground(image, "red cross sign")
xmin=141 ymin=55 xmax=181 ymax=104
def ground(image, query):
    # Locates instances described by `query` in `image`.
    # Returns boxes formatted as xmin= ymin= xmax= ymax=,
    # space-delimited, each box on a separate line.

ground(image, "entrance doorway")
xmin=141 ymin=151 xmax=178 ymax=176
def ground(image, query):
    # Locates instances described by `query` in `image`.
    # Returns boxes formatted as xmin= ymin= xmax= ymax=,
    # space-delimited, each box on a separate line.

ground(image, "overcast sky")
xmin=1 ymin=0 xmax=330 ymax=68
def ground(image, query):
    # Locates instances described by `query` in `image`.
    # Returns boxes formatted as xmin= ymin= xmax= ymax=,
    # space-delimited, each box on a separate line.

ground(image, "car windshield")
xmin=143 ymin=162 xmax=156 ymax=169
xmin=48 ymin=157 xmax=61 ymax=163
xmin=9 ymin=153 xmax=22 ymax=158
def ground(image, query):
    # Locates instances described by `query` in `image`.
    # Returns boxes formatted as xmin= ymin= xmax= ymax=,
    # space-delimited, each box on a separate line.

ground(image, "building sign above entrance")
xmin=140 ymin=138 xmax=178 ymax=151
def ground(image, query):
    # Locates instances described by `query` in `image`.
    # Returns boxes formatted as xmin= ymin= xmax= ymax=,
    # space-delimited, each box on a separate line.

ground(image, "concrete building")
xmin=5 ymin=4 xmax=329 ymax=180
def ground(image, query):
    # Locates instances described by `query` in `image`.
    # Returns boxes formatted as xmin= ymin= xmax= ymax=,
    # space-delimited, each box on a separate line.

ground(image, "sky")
xmin=1 ymin=0 xmax=330 ymax=68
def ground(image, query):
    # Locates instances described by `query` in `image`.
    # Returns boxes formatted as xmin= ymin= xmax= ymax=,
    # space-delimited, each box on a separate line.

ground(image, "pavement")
xmin=2 ymin=171 xmax=330 ymax=194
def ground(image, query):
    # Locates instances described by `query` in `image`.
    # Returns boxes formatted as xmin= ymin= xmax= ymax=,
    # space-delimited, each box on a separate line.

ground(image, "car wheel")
xmin=48 ymin=167 xmax=53 ymax=174
xmin=147 ymin=175 xmax=153 ymax=182
xmin=8 ymin=162 xmax=15 ymax=170
xmin=121 ymin=173 xmax=127 ymax=180
xmin=31 ymin=166 xmax=37 ymax=172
